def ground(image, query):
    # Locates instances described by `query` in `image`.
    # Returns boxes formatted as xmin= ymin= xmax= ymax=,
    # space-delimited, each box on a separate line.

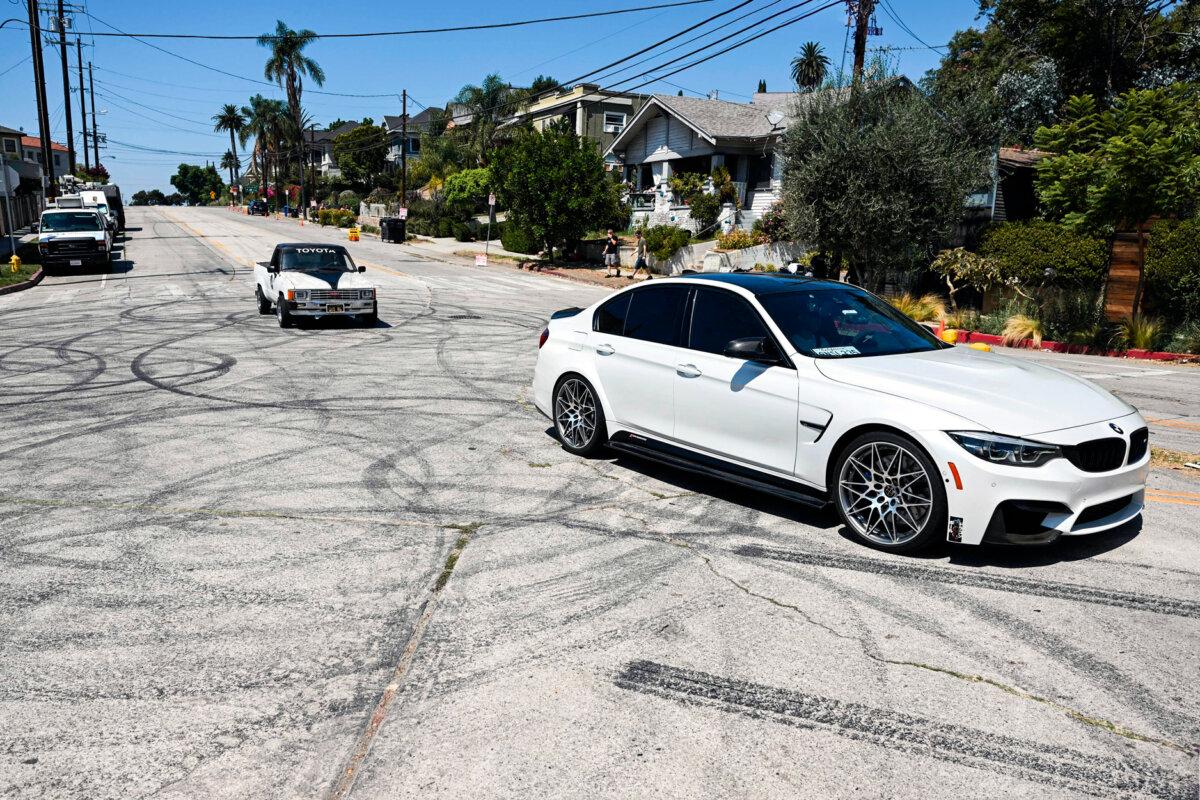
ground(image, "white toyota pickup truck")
xmin=254 ymin=243 xmax=378 ymax=328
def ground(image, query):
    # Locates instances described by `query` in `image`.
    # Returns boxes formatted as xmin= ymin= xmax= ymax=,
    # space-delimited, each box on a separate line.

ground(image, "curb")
xmin=0 ymin=267 xmax=45 ymax=296
xmin=945 ymin=328 xmax=1196 ymax=363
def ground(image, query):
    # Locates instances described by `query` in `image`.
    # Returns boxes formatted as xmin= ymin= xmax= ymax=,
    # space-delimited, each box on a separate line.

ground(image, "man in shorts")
xmin=603 ymin=229 xmax=621 ymax=277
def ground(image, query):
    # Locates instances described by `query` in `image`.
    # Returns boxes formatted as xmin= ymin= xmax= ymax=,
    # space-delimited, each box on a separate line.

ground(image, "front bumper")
xmin=287 ymin=298 xmax=375 ymax=317
xmin=41 ymin=250 xmax=108 ymax=266
xmin=923 ymin=410 xmax=1149 ymax=546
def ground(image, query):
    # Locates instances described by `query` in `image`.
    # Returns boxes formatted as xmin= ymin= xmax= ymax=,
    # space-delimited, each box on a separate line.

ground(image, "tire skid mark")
xmin=615 ymin=660 xmax=1197 ymax=800
xmin=735 ymin=545 xmax=1200 ymax=618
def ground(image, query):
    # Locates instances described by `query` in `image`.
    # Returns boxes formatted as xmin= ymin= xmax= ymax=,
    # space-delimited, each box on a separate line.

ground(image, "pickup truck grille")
xmin=309 ymin=289 xmax=371 ymax=301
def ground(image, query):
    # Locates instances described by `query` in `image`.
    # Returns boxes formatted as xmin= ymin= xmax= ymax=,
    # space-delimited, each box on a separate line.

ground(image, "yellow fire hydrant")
xmin=9 ymin=254 xmax=20 ymax=273
xmin=347 ymin=226 xmax=360 ymax=242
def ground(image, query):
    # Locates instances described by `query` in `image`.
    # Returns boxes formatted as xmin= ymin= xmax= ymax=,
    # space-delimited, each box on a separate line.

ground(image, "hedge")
xmin=644 ymin=225 xmax=691 ymax=261
xmin=980 ymin=220 xmax=1107 ymax=288
xmin=1145 ymin=218 xmax=1200 ymax=325
xmin=501 ymin=226 xmax=540 ymax=255
xmin=318 ymin=209 xmax=357 ymax=228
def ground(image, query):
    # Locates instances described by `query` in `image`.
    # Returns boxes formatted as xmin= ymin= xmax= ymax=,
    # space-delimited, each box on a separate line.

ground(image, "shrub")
xmin=1040 ymin=290 xmax=1103 ymax=343
xmin=890 ymin=292 xmax=946 ymax=322
xmin=1145 ymin=218 xmax=1200 ymax=326
xmin=1110 ymin=316 xmax=1164 ymax=351
xmin=943 ymin=308 xmax=980 ymax=331
xmin=1168 ymin=321 xmax=1200 ymax=354
xmin=644 ymin=225 xmax=691 ymax=260
xmin=437 ymin=218 xmax=456 ymax=238
xmin=360 ymin=223 xmax=380 ymax=235
xmin=687 ymin=192 xmax=720 ymax=233
xmin=668 ymin=172 xmax=707 ymax=200
xmin=717 ymin=228 xmax=757 ymax=250
xmin=443 ymin=167 xmax=491 ymax=208
xmin=752 ymin=203 xmax=790 ymax=243
xmin=453 ymin=222 xmax=474 ymax=242
xmin=501 ymin=226 xmax=540 ymax=255
xmin=1002 ymin=314 xmax=1044 ymax=347
xmin=980 ymin=221 xmax=1107 ymax=291
xmin=336 ymin=190 xmax=361 ymax=210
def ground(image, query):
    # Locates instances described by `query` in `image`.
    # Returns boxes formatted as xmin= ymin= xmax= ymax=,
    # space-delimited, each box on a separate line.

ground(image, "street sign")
xmin=475 ymin=254 xmax=488 ymax=267
xmin=209 ymin=191 xmax=216 ymax=200
xmin=310 ymin=199 xmax=317 ymax=207
xmin=397 ymin=207 xmax=408 ymax=220
xmin=230 ymin=186 xmax=238 ymax=194
xmin=488 ymin=193 xmax=496 ymax=207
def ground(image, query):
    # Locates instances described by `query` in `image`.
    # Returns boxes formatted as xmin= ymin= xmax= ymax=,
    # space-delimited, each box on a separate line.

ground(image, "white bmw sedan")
xmin=532 ymin=274 xmax=1149 ymax=552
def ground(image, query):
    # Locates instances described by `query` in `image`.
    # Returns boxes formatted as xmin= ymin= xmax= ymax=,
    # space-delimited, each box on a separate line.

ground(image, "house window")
xmin=2 ymin=139 xmax=14 ymax=153
xmin=408 ymin=137 xmax=420 ymax=155
xmin=54 ymin=154 xmax=62 ymax=167
xmin=603 ymin=112 xmax=626 ymax=133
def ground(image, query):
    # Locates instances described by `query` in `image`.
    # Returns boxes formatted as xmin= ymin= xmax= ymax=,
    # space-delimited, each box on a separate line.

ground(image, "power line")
xmin=70 ymin=1 xmax=714 ymax=39
xmin=877 ymin=0 xmax=945 ymax=53
xmin=0 ymin=54 xmax=31 ymax=77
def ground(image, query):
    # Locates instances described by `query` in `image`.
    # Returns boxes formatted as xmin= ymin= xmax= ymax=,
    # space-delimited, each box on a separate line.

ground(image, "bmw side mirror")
xmin=724 ymin=336 xmax=779 ymax=364
xmin=358 ymin=265 xmax=366 ymax=273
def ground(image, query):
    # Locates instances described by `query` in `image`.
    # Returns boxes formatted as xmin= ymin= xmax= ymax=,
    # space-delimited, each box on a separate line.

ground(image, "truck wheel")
xmin=256 ymin=286 xmax=272 ymax=315
xmin=276 ymin=294 xmax=293 ymax=329
xmin=362 ymin=300 xmax=378 ymax=326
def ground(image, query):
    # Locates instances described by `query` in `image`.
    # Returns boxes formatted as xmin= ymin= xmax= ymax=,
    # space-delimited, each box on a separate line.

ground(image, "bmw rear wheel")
xmin=834 ymin=432 xmax=946 ymax=552
xmin=554 ymin=375 xmax=606 ymax=456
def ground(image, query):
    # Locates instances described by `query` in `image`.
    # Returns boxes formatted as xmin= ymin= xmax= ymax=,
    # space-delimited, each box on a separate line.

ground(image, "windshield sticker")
xmin=841 ymin=309 xmax=858 ymax=315
xmin=812 ymin=346 xmax=860 ymax=356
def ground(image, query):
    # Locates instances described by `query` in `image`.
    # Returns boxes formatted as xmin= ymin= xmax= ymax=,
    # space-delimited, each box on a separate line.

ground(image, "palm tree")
xmin=220 ymin=150 xmax=239 ymax=191
xmin=240 ymin=95 xmax=287 ymax=203
xmin=212 ymin=104 xmax=245 ymax=183
xmin=257 ymin=20 xmax=324 ymax=149
xmin=791 ymin=42 xmax=830 ymax=91
xmin=453 ymin=73 xmax=523 ymax=166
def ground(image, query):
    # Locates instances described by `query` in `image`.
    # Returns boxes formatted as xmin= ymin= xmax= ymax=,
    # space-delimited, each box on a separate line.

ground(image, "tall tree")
xmin=782 ymin=83 xmax=995 ymax=291
xmin=212 ymin=103 xmax=246 ymax=183
xmin=170 ymin=163 xmax=224 ymax=205
xmin=220 ymin=150 xmax=239 ymax=191
xmin=240 ymin=95 xmax=288 ymax=202
xmin=332 ymin=125 xmax=389 ymax=188
xmin=257 ymin=20 xmax=325 ymax=156
xmin=791 ymin=42 xmax=830 ymax=91
xmin=453 ymin=73 xmax=523 ymax=166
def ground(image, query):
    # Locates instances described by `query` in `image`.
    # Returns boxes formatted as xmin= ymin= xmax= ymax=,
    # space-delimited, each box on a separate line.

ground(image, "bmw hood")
xmin=279 ymin=271 xmax=371 ymax=290
xmin=814 ymin=345 xmax=1134 ymax=437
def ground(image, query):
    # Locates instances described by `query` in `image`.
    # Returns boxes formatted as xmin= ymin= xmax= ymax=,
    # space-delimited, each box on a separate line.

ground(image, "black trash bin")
xmin=380 ymin=217 xmax=406 ymax=243
xmin=379 ymin=218 xmax=393 ymax=242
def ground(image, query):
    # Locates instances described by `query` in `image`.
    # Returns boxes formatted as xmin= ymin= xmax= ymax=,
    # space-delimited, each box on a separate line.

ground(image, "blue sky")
xmin=0 ymin=0 xmax=981 ymax=191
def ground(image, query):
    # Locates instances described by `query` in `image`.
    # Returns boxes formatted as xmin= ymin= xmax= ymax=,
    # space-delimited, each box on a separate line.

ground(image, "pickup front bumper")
xmin=283 ymin=298 xmax=375 ymax=317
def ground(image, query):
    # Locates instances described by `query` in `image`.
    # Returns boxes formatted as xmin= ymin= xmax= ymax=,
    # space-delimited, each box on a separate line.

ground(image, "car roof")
xmin=665 ymin=272 xmax=847 ymax=295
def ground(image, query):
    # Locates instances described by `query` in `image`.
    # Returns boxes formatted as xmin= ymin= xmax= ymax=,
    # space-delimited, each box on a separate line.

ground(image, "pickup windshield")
xmin=41 ymin=212 xmax=103 ymax=232
xmin=279 ymin=247 xmax=356 ymax=272
xmin=758 ymin=285 xmax=944 ymax=359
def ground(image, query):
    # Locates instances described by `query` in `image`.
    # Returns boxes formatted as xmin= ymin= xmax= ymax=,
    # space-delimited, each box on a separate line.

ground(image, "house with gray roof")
xmin=605 ymin=92 xmax=806 ymax=231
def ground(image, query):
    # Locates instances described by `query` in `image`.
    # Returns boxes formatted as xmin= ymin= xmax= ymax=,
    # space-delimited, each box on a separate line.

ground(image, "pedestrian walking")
xmin=603 ymin=229 xmax=621 ymax=278
xmin=630 ymin=230 xmax=652 ymax=280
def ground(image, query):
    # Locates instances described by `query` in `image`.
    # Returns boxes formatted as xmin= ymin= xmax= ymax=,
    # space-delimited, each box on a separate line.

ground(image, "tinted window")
xmin=594 ymin=292 xmax=631 ymax=335
xmin=624 ymin=285 xmax=689 ymax=346
xmin=759 ymin=286 xmax=943 ymax=358
xmin=689 ymin=288 xmax=771 ymax=355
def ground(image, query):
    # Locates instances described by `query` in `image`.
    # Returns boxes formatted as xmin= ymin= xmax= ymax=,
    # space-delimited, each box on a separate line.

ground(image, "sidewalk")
xmin=402 ymin=236 xmax=652 ymax=289
xmin=0 ymin=231 xmax=35 ymax=260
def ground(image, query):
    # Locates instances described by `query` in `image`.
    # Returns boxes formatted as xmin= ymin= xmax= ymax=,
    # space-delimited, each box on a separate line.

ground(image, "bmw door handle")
xmin=676 ymin=363 xmax=702 ymax=378
xmin=596 ymin=343 xmax=615 ymax=356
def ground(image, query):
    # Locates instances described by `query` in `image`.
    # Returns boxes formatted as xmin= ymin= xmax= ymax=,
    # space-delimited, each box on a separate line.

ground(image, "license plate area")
xmin=70 ymin=259 xmax=82 ymax=266
xmin=325 ymin=304 xmax=344 ymax=313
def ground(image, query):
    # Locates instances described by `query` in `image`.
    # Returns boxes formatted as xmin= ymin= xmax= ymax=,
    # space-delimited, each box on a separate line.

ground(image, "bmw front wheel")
xmin=553 ymin=375 xmax=606 ymax=456
xmin=833 ymin=432 xmax=946 ymax=553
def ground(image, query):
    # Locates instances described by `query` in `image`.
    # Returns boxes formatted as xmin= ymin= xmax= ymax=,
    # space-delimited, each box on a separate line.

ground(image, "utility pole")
xmin=76 ymin=36 xmax=88 ymax=170
xmin=400 ymin=90 xmax=407 ymax=203
xmin=28 ymin=0 xmax=56 ymax=198
xmin=56 ymin=0 xmax=75 ymax=174
xmin=88 ymin=61 xmax=98 ymax=167
xmin=851 ymin=0 xmax=877 ymax=87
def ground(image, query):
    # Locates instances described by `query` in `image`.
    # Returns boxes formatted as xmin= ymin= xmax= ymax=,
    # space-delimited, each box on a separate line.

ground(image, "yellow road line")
xmin=1146 ymin=496 xmax=1200 ymax=507
xmin=1146 ymin=489 xmax=1200 ymax=500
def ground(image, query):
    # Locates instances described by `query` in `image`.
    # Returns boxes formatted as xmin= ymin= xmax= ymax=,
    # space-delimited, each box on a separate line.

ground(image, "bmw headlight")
xmin=293 ymin=290 xmax=310 ymax=301
xmin=947 ymin=432 xmax=1061 ymax=467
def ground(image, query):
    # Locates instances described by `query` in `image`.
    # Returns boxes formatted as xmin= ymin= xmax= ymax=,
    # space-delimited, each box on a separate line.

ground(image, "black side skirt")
xmin=608 ymin=431 xmax=829 ymax=509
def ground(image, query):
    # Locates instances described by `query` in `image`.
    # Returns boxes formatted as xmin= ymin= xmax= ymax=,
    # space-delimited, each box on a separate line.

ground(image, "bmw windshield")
xmin=759 ymin=286 xmax=945 ymax=359
xmin=279 ymin=247 xmax=356 ymax=272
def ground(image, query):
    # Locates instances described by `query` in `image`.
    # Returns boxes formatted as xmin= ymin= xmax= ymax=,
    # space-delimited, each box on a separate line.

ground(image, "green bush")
xmin=336 ymin=190 xmax=360 ymax=210
xmin=501 ymin=226 xmax=540 ymax=255
xmin=453 ymin=222 xmax=474 ymax=242
xmin=437 ymin=218 xmax=456 ymax=238
xmin=980 ymin=220 xmax=1107 ymax=289
xmin=480 ymin=220 xmax=505 ymax=241
xmin=1040 ymin=290 xmax=1103 ymax=343
xmin=1168 ymin=320 xmax=1200 ymax=354
xmin=687 ymin=193 xmax=720 ymax=233
xmin=751 ymin=204 xmax=790 ymax=243
xmin=318 ymin=209 xmax=356 ymax=227
xmin=1145 ymin=218 xmax=1200 ymax=325
xmin=644 ymin=225 xmax=691 ymax=260
xmin=717 ymin=229 xmax=758 ymax=250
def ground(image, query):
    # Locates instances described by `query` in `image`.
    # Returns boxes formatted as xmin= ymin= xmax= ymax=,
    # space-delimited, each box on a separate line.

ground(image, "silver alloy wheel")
xmin=555 ymin=378 xmax=597 ymax=450
xmin=838 ymin=441 xmax=934 ymax=546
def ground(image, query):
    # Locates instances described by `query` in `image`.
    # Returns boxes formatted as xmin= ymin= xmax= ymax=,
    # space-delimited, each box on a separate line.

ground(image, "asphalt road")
xmin=1 ymin=207 xmax=1197 ymax=800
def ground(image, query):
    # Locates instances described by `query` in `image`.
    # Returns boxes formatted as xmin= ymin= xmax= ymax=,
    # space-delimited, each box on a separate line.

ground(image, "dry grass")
xmin=1151 ymin=446 xmax=1200 ymax=471
xmin=890 ymin=292 xmax=947 ymax=323
xmin=1111 ymin=316 xmax=1164 ymax=351
xmin=1002 ymin=314 xmax=1044 ymax=347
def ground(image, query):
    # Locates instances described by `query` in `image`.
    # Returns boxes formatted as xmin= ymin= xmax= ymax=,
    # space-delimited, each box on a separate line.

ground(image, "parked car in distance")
xmin=79 ymin=190 xmax=118 ymax=232
xmin=247 ymin=200 xmax=269 ymax=216
xmin=100 ymin=184 xmax=125 ymax=232
xmin=533 ymin=273 xmax=1148 ymax=553
xmin=253 ymin=243 xmax=377 ymax=328
xmin=37 ymin=207 xmax=114 ymax=269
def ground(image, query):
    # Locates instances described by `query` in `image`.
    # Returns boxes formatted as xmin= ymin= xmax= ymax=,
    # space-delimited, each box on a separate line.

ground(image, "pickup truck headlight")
xmin=293 ymin=290 xmax=310 ymax=301
xmin=947 ymin=431 xmax=1061 ymax=468
xmin=360 ymin=288 xmax=375 ymax=299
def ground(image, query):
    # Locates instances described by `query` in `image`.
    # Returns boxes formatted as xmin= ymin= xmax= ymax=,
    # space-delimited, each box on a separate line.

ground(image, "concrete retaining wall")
xmin=702 ymin=242 xmax=809 ymax=273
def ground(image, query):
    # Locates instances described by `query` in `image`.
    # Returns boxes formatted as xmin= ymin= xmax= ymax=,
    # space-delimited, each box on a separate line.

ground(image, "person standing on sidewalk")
xmin=630 ymin=229 xmax=652 ymax=280
xmin=603 ymin=229 xmax=621 ymax=278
